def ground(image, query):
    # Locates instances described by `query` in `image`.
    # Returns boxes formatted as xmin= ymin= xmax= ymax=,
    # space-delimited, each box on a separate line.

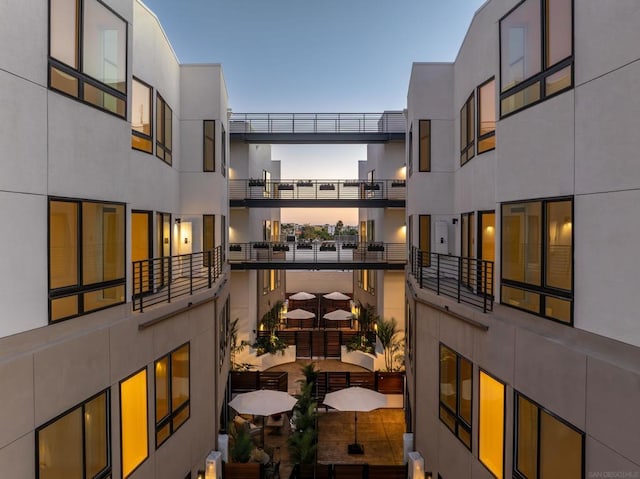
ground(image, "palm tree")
xmin=376 ymin=317 xmax=399 ymax=371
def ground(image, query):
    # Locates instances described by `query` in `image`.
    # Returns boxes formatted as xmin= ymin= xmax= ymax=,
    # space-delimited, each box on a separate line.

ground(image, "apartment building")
xmin=0 ymin=1 xmax=230 ymax=478
xmin=405 ymin=0 xmax=640 ymax=477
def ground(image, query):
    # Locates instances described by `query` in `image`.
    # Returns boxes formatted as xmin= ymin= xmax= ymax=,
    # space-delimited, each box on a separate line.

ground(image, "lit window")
xmin=203 ymin=215 xmax=215 ymax=267
xmin=419 ymin=120 xmax=430 ymax=172
xmin=49 ymin=198 xmax=125 ymax=322
xmin=132 ymin=78 xmax=153 ymax=153
xmin=155 ymin=343 xmax=190 ymax=448
xmin=479 ymin=371 xmax=505 ymax=479
xmin=501 ymin=198 xmax=573 ymax=323
xmin=49 ymin=0 xmax=127 ymax=117
xmin=120 ymin=368 xmax=149 ymax=478
xmin=514 ymin=393 xmax=584 ymax=479
xmin=460 ymin=92 xmax=475 ymax=165
xmin=36 ymin=390 xmax=110 ymax=479
xmin=204 ymin=120 xmax=215 ymax=171
xmin=477 ymin=78 xmax=496 ymax=153
xmin=500 ymin=0 xmax=573 ymax=117
xmin=156 ymin=93 xmax=173 ymax=165
xmin=439 ymin=344 xmax=472 ymax=449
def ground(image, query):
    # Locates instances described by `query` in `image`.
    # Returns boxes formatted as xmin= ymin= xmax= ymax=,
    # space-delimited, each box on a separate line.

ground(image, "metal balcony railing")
xmin=409 ymin=247 xmax=494 ymax=313
xmin=229 ymin=112 xmax=406 ymax=135
xmin=229 ymin=241 xmax=406 ymax=265
xmin=132 ymin=247 xmax=224 ymax=312
xmin=229 ymin=179 xmax=406 ymax=201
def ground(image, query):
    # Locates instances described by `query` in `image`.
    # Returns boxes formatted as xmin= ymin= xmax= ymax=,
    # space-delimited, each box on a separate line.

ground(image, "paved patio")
xmin=259 ymin=360 xmax=405 ymax=478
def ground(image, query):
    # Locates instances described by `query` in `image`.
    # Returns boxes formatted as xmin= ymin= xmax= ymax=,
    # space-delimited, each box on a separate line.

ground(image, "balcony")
xmin=132 ymin=247 xmax=224 ymax=312
xmin=229 ymin=112 xmax=405 ymax=143
xmin=409 ymin=247 xmax=494 ymax=313
xmin=229 ymin=241 xmax=406 ymax=270
xmin=229 ymin=179 xmax=405 ymax=208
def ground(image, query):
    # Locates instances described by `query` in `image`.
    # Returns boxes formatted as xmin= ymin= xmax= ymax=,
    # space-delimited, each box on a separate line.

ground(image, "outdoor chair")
xmin=264 ymin=460 xmax=280 ymax=479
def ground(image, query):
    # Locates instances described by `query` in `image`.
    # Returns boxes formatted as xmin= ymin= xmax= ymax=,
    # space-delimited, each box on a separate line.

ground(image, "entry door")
xmin=132 ymin=211 xmax=152 ymax=294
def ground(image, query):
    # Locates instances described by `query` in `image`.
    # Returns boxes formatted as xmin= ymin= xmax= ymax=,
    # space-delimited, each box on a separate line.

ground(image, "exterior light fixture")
xmin=205 ymin=451 xmax=222 ymax=479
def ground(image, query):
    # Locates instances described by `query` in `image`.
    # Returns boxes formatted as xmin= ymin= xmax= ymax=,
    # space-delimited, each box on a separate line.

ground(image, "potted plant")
xmin=319 ymin=183 xmax=335 ymax=191
xmin=248 ymin=178 xmax=265 ymax=187
xmin=229 ymin=244 xmax=242 ymax=252
xmin=391 ymin=179 xmax=406 ymax=187
xmin=277 ymin=183 xmax=294 ymax=190
xmin=226 ymin=423 xmax=261 ymax=478
xmin=296 ymin=180 xmax=313 ymax=187
xmin=376 ymin=317 xmax=403 ymax=372
xmin=252 ymin=301 xmax=287 ymax=356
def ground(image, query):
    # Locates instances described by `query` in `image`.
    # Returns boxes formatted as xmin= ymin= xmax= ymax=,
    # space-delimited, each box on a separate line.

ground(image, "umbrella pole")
xmin=354 ymin=411 xmax=358 ymax=445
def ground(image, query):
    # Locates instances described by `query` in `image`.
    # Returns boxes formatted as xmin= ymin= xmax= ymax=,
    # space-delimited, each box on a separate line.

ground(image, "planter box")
xmin=248 ymin=180 xmax=265 ymax=187
xmin=225 ymin=462 xmax=261 ymax=479
xmin=253 ymin=243 xmax=269 ymax=249
xmin=230 ymin=245 xmax=242 ymax=252
xmin=364 ymin=183 xmax=380 ymax=190
xmin=319 ymin=184 xmax=335 ymax=191
xmin=235 ymin=346 xmax=297 ymax=371
xmin=296 ymin=244 xmax=313 ymax=250
xmin=320 ymin=245 xmax=336 ymax=251
xmin=343 ymin=181 xmax=361 ymax=187
xmin=391 ymin=180 xmax=406 ymax=187
xmin=367 ymin=244 xmax=385 ymax=252
xmin=277 ymin=183 xmax=294 ymax=190
xmin=341 ymin=243 xmax=358 ymax=249
xmin=296 ymin=181 xmax=313 ymax=187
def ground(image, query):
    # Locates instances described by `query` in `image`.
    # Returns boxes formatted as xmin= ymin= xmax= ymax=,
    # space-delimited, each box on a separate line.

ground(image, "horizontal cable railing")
xmin=229 ymin=112 xmax=406 ymax=134
xmin=132 ymin=246 xmax=224 ymax=313
xmin=229 ymin=179 xmax=406 ymax=201
xmin=409 ymin=247 xmax=494 ymax=313
xmin=229 ymin=241 xmax=406 ymax=264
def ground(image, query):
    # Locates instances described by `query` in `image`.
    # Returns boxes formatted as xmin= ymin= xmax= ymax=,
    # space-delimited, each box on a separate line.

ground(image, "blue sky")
xmin=141 ymin=0 xmax=486 ymax=223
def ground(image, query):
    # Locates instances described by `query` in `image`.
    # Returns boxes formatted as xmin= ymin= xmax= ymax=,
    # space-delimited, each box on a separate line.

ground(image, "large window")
xmin=419 ymin=120 xmax=431 ymax=172
xmin=501 ymin=198 xmax=573 ymax=324
xmin=156 ymin=93 xmax=173 ymax=165
xmin=36 ymin=390 xmax=110 ymax=479
xmin=477 ymin=78 xmax=496 ymax=153
xmin=357 ymin=269 xmax=376 ymax=295
xmin=155 ymin=343 xmax=190 ymax=448
xmin=439 ymin=344 xmax=472 ymax=449
xmin=514 ymin=393 xmax=584 ymax=479
xmin=500 ymin=0 xmax=573 ymax=117
xmin=203 ymin=215 xmax=215 ymax=267
xmin=120 ymin=368 xmax=149 ymax=478
xmin=203 ymin=120 xmax=215 ymax=172
xmin=479 ymin=371 xmax=505 ymax=479
xmin=419 ymin=214 xmax=430 ymax=267
xmin=460 ymin=92 xmax=475 ymax=165
xmin=49 ymin=198 xmax=125 ymax=322
xmin=132 ymin=210 xmax=152 ymax=295
xmin=131 ymin=78 xmax=153 ymax=153
xmin=262 ymin=269 xmax=281 ymax=295
xmin=49 ymin=0 xmax=127 ymax=117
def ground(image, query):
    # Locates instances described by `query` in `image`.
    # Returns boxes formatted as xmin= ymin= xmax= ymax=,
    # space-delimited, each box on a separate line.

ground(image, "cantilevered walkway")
xmin=229 ymin=112 xmax=405 ymax=143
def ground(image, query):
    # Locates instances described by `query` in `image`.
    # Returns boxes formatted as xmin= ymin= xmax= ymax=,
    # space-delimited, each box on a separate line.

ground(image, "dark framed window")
xmin=461 ymin=212 xmax=475 ymax=288
xmin=514 ymin=393 xmax=584 ymax=479
xmin=407 ymin=123 xmax=413 ymax=177
xmin=477 ymin=78 xmax=496 ymax=153
xmin=460 ymin=92 xmax=475 ymax=165
xmin=48 ymin=0 xmax=127 ymax=118
xmin=419 ymin=120 xmax=431 ymax=172
xmin=419 ymin=214 xmax=431 ymax=267
xmin=203 ymin=214 xmax=215 ymax=267
xmin=49 ymin=198 xmax=125 ymax=322
xmin=156 ymin=212 xmax=171 ymax=289
xmin=501 ymin=197 xmax=573 ymax=324
xmin=500 ymin=0 xmax=573 ymax=117
xmin=155 ymin=343 xmax=190 ymax=448
xmin=203 ymin=120 xmax=215 ymax=172
xmin=357 ymin=269 xmax=375 ymax=295
xmin=156 ymin=93 xmax=173 ymax=165
xmin=221 ymin=124 xmax=227 ymax=177
xmin=131 ymin=78 xmax=153 ymax=153
xmin=36 ymin=389 xmax=111 ymax=479
xmin=439 ymin=344 xmax=472 ymax=449
xmin=132 ymin=210 xmax=152 ymax=295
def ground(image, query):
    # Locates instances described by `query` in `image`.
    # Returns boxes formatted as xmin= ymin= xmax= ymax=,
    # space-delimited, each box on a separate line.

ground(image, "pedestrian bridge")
xmin=229 ymin=112 xmax=405 ymax=143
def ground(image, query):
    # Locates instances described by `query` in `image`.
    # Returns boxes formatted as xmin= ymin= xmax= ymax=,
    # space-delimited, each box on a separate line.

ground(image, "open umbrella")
xmin=229 ymin=389 xmax=298 ymax=417
xmin=285 ymin=308 xmax=316 ymax=319
xmin=323 ymin=387 xmax=387 ymax=454
xmin=322 ymin=309 xmax=353 ymax=321
xmin=289 ymin=291 xmax=316 ymax=301
xmin=323 ymin=291 xmax=351 ymax=301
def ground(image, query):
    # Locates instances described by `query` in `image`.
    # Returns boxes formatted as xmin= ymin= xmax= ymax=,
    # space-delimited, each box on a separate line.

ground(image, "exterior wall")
xmin=406 ymin=0 xmax=640 ymax=477
xmin=0 ymin=1 xmax=231 ymax=478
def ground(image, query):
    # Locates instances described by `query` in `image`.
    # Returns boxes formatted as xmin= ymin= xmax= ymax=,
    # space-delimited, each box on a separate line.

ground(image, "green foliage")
xmin=229 ymin=423 xmax=253 ymax=463
xmin=299 ymin=362 xmax=319 ymax=389
xmin=376 ymin=317 xmax=401 ymax=371
xmin=346 ymin=334 xmax=375 ymax=354
xmin=355 ymin=301 xmax=378 ymax=333
xmin=288 ymin=427 xmax=317 ymax=465
xmin=251 ymin=333 xmax=288 ymax=356
xmin=260 ymin=300 xmax=283 ymax=333
xmin=289 ymin=363 xmax=318 ymax=465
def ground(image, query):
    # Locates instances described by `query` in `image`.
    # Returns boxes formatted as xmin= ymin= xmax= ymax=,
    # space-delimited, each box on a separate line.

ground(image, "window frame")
xmin=407 ymin=122 xmax=413 ymax=177
xmin=438 ymin=343 xmax=473 ymax=450
xmin=48 ymin=0 xmax=128 ymax=119
xmin=500 ymin=196 xmax=574 ymax=325
xmin=131 ymin=77 xmax=153 ymax=154
xmin=499 ymin=0 xmax=574 ymax=118
xmin=119 ymin=367 xmax=149 ymax=479
xmin=48 ymin=197 xmax=126 ymax=323
xmin=513 ymin=392 xmax=585 ymax=479
xmin=418 ymin=119 xmax=431 ymax=172
xmin=155 ymin=93 xmax=173 ymax=165
xmin=221 ymin=123 xmax=227 ymax=177
xmin=460 ymin=92 xmax=475 ymax=166
xmin=154 ymin=342 xmax=191 ymax=449
xmin=477 ymin=77 xmax=496 ymax=154
xmin=36 ymin=389 xmax=111 ymax=479
xmin=203 ymin=120 xmax=215 ymax=172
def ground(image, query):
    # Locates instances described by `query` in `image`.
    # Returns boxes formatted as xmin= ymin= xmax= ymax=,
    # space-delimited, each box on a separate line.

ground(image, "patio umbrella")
xmin=289 ymin=291 xmax=316 ymax=301
xmin=229 ymin=389 xmax=298 ymax=417
xmin=323 ymin=387 xmax=387 ymax=454
xmin=323 ymin=291 xmax=351 ymax=301
xmin=284 ymin=308 xmax=316 ymax=319
xmin=322 ymin=309 xmax=353 ymax=321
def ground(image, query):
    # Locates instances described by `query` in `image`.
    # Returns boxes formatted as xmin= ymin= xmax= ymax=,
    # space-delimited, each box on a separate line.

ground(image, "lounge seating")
xmin=233 ymin=415 xmax=262 ymax=439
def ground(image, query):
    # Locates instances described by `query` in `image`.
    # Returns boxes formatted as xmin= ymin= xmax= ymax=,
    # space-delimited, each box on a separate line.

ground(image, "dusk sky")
xmin=141 ymin=0 xmax=487 ymax=224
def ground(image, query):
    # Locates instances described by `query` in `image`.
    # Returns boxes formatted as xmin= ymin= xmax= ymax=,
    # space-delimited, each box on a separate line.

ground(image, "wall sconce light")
xmin=408 ymin=451 xmax=425 ymax=479
xmin=426 ymin=472 xmax=433 ymax=479
xmin=205 ymin=451 xmax=222 ymax=479
xmin=175 ymin=218 xmax=181 ymax=224
xmin=196 ymin=471 xmax=205 ymax=479
xmin=452 ymin=218 xmax=458 ymax=225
